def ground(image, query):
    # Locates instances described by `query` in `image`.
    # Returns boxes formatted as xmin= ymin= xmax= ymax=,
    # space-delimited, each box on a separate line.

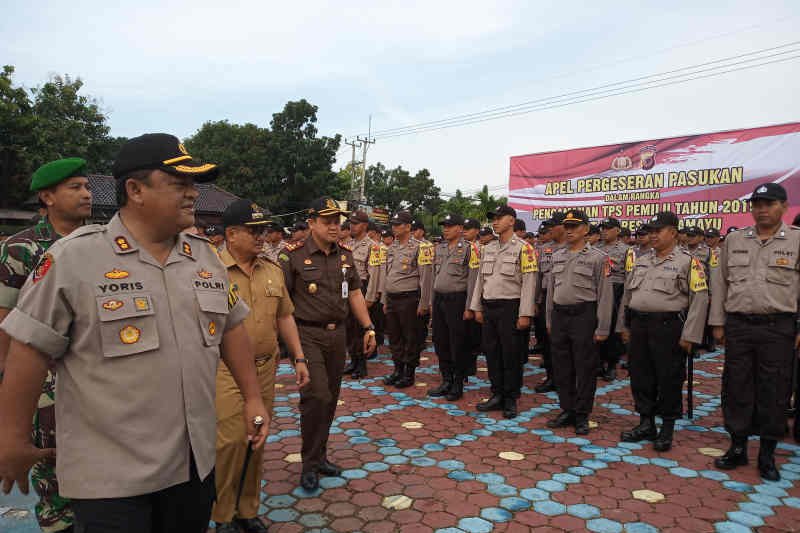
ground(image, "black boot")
xmin=503 ymin=397 xmax=518 ymax=419
xmin=653 ymin=419 xmax=674 ymax=452
xmin=620 ymin=415 xmax=658 ymax=442
xmin=357 ymin=356 xmax=368 ymax=378
xmin=574 ymin=415 xmax=590 ymax=435
xmin=476 ymin=394 xmax=503 ymax=412
xmin=445 ymin=373 xmax=464 ymax=401
xmin=428 ymin=370 xmax=452 ymax=397
xmin=602 ymin=364 xmax=617 ymax=382
xmin=547 ymin=410 xmax=575 ymax=428
xmin=343 ymin=357 xmax=357 ymax=375
xmin=535 ymin=376 xmax=555 ymax=393
xmin=758 ymin=438 xmax=780 ymax=481
xmin=714 ymin=436 xmax=749 ymax=470
xmin=395 ymin=365 xmax=416 ymax=388
xmin=383 ymin=362 xmax=403 ymax=386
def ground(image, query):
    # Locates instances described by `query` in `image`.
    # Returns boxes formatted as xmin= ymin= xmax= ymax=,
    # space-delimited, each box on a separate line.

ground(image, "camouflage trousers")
xmin=31 ymin=369 xmax=73 ymax=533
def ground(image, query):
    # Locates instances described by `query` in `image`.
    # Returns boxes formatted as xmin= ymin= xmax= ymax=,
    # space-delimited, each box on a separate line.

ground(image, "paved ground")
xmin=4 ymin=342 xmax=800 ymax=532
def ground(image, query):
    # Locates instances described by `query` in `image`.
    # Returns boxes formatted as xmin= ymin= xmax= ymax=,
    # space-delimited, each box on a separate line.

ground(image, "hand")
xmin=474 ymin=311 xmax=484 ymax=324
xmin=243 ymin=398 xmax=270 ymax=450
xmin=712 ymin=326 xmax=725 ymax=345
xmin=294 ymin=362 xmax=311 ymax=388
xmin=679 ymin=340 xmax=693 ymax=354
xmin=795 ymin=334 xmax=800 ymax=351
xmin=417 ymin=306 xmax=428 ymax=317
xmin=621 ymin=330 xmax=630 ymax=344
xmin=516 ymin=316 xmax=531 ymax=330
xmin=0 ymin=439 xmax=55 ymax=494
xmin=594 ymin=335 xmax=608 ymax=343
xmin=463 ymin=310 xmax=474 ymax=321
xmin=363 ymin=332 xmax=377 ymax=355
xmin=366 ymin=300 xmax=374 ymax=309
xmin=382 ymin=303 xmax=388 ymax=314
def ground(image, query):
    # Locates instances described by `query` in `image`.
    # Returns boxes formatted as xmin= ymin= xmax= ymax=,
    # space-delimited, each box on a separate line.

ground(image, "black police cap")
xmin=439 ymin=213 xmax=465 ymax=226
xmin=648 ymin=211 xmax=679 ymax=229
xmin=562 ymin=210 xmax=589 ymax=226
xmin=222 ymin=199 xmax=271 ymax=228
xmin=113 ymin=133 xmax=218 ymax=182
xmin=748 ymin=182 xmax=787 ymax=202
xmin=599 ymin=217 xmax=621 ymax=229
xmin=463 ymin=218 xmax=480 ymax=230
xmin=488 ymin=204 xmax=517 ymax=219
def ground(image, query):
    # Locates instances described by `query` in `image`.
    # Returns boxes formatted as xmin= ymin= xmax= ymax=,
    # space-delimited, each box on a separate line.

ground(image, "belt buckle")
xmin=326 ymin=323 xmax=336 ymax=330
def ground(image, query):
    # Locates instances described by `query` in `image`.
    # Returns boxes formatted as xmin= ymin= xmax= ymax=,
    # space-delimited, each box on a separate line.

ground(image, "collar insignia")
xmin=115 ymin=236 xmax=131 ymax=251
xmin=182 ymin=242 xmax=192 ymax=256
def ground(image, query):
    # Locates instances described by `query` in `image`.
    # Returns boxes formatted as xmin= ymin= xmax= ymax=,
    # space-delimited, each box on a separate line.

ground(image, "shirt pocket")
xmin=629 ymin=271 xmax=646 ymax=289
xmin=652 ymin=271 xmax=678 ymax=293
xmin=195 ymin=290 xmax=229 ymax=347
xmin=573 ymin=264 xmax=594 ymax=289
xmin=481 ymin=254 xmax=496 ymax=275
xmin=95 ymin=292 xmax=159 ymax=357
xmin=765 ymin=262 xmax=796 ymax=286
xmin=727 ymin=252 xmax=750 ymax=282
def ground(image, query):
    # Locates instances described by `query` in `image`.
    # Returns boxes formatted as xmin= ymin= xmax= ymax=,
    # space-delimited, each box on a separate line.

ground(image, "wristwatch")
xmin=294 ymin=357 xmax=308 ymax=365
xmin=363 ymin=324 xmax=376 ymax=335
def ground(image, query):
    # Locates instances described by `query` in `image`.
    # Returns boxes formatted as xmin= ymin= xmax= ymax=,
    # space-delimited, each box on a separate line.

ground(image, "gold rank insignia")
xmin=341 ymin=255 xmax=347 ymax=261
xmin=182 ymin=242 xmax=192 ymax=256
xmin=134 ymin=297 xmax=150 ymax=312
xmin=208 ymin=321 xmax=217 ymax=336
xmin=119 ymin=325 xmax=141 ymax=345
xmin=197 ymin=269 xmax=213 ymax=279
xmin=625 ymin=248 xmax=636 ymax=272
xmin=115 ymin=236 xmax=131 ymax=251
xmin=105 ymin=268 xmax=130 ymax=280
xmin=102 ymin=299 xmax=124 ymax=311
xmin=308 ymin=282 xmax=318 ymax=294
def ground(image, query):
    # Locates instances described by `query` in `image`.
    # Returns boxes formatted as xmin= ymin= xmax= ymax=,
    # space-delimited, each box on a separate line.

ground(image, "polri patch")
xmin=32 ymin=253 xmax=53 ymax=283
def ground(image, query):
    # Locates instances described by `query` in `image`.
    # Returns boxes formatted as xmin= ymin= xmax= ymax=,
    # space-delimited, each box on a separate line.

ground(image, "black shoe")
xmin=794 ymin=418 xmax=800 ymax=443
xmin=531 ymin=343 xmax=544 ymax=354
xmin=216 ymin=522 xmax=239 ymax=533
xmin=367 ymin=349 xmax=379 ymax=360
xmin=235 ymin=517 xmax=269 ymax=533
xmin=383 ymin=363 xmax=403 ymax=386
xmin=574 ymin=416 xmax=590 ymax=435
xmin=534 ymin=378 xmax=555 ymax=393
xmin=602 ymin=365 xmax=617 ymax=382
xmin=620 ymin=416 xmax=658 ymax=442
xmin=653 ymin=419 xmax=674 ymax=452
xmin=343 ymin=358 xmax=357 ymax=375
xmin=428 ymin=372 xmax=452 ymax=397
xmin=300 ymin=470 xmax=319 ymax=490
xmin=547 ymin=410 xmax=575 ymax=428
xmin=758 ymin=439 xmax=780 ymax=481
xmin=357 ymin=357 xmax=368 ymax=378
xmin=476 ymin=395 xmax=504 ymax=412
xmin=395 ymin=365 xmax=416 ymax=388
xmin=445 ymin=374 xmax=464 ymax=401
xmin=714 ymin=438 xmax=749 ymax=470
xmin=318 ymin=459 xmax=343 ymax=477
xmin=503 ymin=398 xmax=518 ymax=419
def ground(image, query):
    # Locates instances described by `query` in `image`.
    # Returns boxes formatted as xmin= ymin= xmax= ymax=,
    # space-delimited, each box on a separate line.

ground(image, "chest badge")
xmin=341 ymin=255 xmax=347 ymax=261
xmin=208 ymin=321 xmax=217 ymax=336
xmin=308 ymin=282 xmax=318 ymax=294
xmin=134 ymin=297 xmax=150 ymax=312
xmin=102 ymin=299 xmax=124 ymax=311
xmin=197 ymin=269 xmax=213 ymax=279
xmin=105 ymin=269 xmax=129 ymax=280
xmin=119 ymin=325 xmax=141 ymax=345
xmin=777 ymin=258 xmax=790 ymax=266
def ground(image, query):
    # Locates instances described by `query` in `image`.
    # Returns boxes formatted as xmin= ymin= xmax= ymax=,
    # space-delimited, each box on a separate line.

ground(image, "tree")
xmin=364 ymin=163 xmax=442 ymax=215
xmin=474 ymin=185 xmax=506 ymax=221
xmin=0 ymin=66 xmax=35 ymax=207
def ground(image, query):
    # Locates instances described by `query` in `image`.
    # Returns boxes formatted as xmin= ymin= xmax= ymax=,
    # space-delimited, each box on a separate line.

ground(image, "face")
xmin=491 ymin=214 xmax=515 ymax=235
xmin=413 ymin=228 xmax=425 ymax=240
xmin=392 ymin=222 xmax=410 ymax=238
xmin=564 ymin=223 xmax=588 ymax=245
xmin=127 ymin=170 xmax=198 ymax=233
xmin=479 ymin=234 xmax=493 ymax=244
xmin=706 ymin=236 xmax=720 ymax=248
xmin=382 ymin=235 xmax=394 ymax=246
xmin=350 ymin=221 xmax=367 ymax=237
xmin=687 ymin=234 xmax=705 ymax=246
xmin=515 ymin=229 xmax=527 ymax=238
xmin=588 ymin=233 xmax=600 ymax=244
xmin=339 ymin=226 xmax=351 ymax=240
xmin=750 ymin=199 xmax=786 ymax=228
xmin=549 ymin=224 xmax=565 ymax=241
xmin=636 ymin=233 xmax=649 ymax=246
xmin=442 ymin=224 xmax=462 ymax=241
xmin=538 ymin=230 xmax=552 ymax=243
xmin=39 ymin=176 xmax=92 ymax=222
xmin=600 ymin=226 xmax=619 ymax=241
xmin=368 ymin=229 xmax=379 ymax=241
xmin=463 ymin=228 xmax=479 ymax=241
xmin=227 ymin=224 xmax=266 ymax=257
xmin=650 ymin=226 xmax=677 ymax=252
xmin=309 ymin=214 xmax=341 ymax=245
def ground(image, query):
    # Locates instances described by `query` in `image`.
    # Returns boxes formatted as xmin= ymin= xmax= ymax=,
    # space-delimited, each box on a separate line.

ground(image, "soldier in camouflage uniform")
xmin=0 ymin=157 xmax=91 ymax=533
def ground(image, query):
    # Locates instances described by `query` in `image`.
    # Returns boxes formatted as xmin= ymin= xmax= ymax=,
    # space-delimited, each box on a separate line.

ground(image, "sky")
xmin=2 ymin=1 xmax=799 ymax=198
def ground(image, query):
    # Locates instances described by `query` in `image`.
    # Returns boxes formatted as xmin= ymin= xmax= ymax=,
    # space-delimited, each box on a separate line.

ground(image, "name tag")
xmin=341 ymin=267 xmax=349 ymax=299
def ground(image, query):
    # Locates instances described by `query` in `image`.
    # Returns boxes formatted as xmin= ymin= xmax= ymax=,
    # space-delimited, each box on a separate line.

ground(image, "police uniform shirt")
xmin=535 ymin=242 xmax=566 ymax=303
xmin=262 ymin=240 xmax=286 ymax=263
xmin=597 ymin=240 xmax=629 ymax=284
xmin=617 ymin=246 xmax=709 ymax=344
xmin=280 ymin=237 xmax=361 ymax=322
xmin=687 ymin=243 xmax=711 ymax=266
xmin=380 ymin=237 xmax=433 ymax=306
xmin=468 ymin=237 xmax=538 ymax=317
xmin=0 ymin=214 xmax=249 ymax=499
xmin=350 ymin=234 xmax=382 ymax=303
xmin=433 ymin=238 xmax=480 ymax=310
xmin=545 ymin=244 xmax=614 ymax=335
xmin=708 ymin=223 xmax=800 ymax=325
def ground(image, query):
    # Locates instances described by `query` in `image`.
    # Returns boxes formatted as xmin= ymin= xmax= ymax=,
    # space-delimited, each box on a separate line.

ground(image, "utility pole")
xmin=357 ymin=115 xmax=375 ymax=203
xmin=344 ymin=138 xmax=362 ymax=202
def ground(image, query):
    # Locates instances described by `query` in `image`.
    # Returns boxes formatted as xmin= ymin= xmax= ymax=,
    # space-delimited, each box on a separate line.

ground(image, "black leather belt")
xmin=553 ymin=301 xmax=596 ymax=315
xmin=387 ymin=290 xmax=420 ymax=299
xmin=727 ymin=312 xmax=794 ymax=324
xmin=434 ymin=291 xmax=467 ymax=300
xmin=295 ymin=318 xmax=343 ymax=330
xmin=630 ymin=309 xmax=682 ymax=321
xmin=481 ymin=298 xmax=520 ymax=308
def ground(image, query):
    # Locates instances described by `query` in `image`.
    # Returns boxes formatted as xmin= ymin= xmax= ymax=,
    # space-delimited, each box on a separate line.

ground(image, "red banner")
xmin=508 ymin=122 xmax=800 ymax=231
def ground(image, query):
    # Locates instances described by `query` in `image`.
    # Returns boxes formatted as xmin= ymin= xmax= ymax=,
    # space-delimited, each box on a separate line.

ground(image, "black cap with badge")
xmin=599 ymin=217 xmax=621 ymax=229
xmin=308 ymin=197 xmax=349 ymax=217
xmin=705 ymin=228 xmax=721 ymax=238
xmin=463 ymin=218 xmax=480 ymax=230
xmin=390 ymin=210 xmax=413 ymax=225
xmin=685 ymin=226 xmax=703 ymax=237
xmin=748 ymin=182 xmax=787 ymax=202
xmin=113 ymin=133 xmax=218 ymax=181
xmin=488 ymin=204 xmax=517 ymax=219
xmin=647 ymin=211 xmax=679 ymax=229
xmin=440 ymin=213 xmax=465 ymax=226
xmin=479 ymin=226 xmax=494 ymax=236
xmin=222 ymin=199 xmax=271 ymax=228
xmin=562 ymin=210 xmax=589 ymax=226
xmin=411 ymin=219 xmax=426 ymax=231
xmin=349 ymin=210 xmax=370 ymax=224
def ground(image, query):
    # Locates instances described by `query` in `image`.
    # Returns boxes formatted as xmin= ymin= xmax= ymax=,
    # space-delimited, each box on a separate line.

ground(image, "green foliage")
xmin=364 ymin=163 xmax=443 ymax=215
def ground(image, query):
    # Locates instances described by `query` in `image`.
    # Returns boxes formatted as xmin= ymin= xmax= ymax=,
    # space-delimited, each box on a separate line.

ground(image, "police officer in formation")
xmin=462 ymin=218 xmax=483 ymax=376
xmin=596 ymin=217 xmax=629 ymax=381
xmin=709 ymin=182 xmax=800 ymax=481
xmin=546 ymin=210 xmax=614 ymax=435
xmin=617 ymin=211 xmax=708 ymax=452
xmin=470 ymin=205 xmax=537 ymax=419
xmin=381 ymin=211 xmax=434 ymax=388
xmin=685 ymin=226 xmax=711 ymax=271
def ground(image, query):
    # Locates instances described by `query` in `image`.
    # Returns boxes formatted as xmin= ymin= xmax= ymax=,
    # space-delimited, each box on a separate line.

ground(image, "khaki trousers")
xmin=211 ymin=356 xmax=276 ymax=523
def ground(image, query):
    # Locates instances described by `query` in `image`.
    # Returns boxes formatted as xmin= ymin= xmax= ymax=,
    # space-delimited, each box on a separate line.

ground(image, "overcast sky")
xmin=3 ymin=1 xmax=798 ymax=197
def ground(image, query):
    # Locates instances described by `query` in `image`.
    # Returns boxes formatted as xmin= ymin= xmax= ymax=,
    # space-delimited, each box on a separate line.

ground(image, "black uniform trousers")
xmin=385 ymin=291 xmax=426 ymax=368
xmin=71 ymin=456 xmax=214 ymax=533
xmin=598 ymin=283 xmax=625 ymax=368
xmin=370 ymin=292 xmax=386 ymax=347
xmin=534 ymin=289 xmax=551 ymax=373
xmin=296 ymin=322 xmax=347 ymax=473
xmin=722 ymin=313 xmax=795 ymax=440
xmin=432 ymin=291 xmax=469 ymax=375
xmin=551 ymin=302 xmax=599 ymax=416
xmin=628 ymin=310 xmax=686 ymax=420
xmin=346 ymin=285 xmax=369 ymax=360
xmin=481 ymin=299 xmax=525 ymax=399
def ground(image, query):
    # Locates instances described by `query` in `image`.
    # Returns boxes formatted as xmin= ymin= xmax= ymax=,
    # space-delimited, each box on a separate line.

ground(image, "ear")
xmin=38 ymin=190 xmax=55 ymax=207
xmin=125 ymin=178 xmax=147 ymax=206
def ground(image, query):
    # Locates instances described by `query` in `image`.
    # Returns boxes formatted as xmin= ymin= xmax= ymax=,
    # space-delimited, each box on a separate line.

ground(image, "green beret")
xmin=30 ymin=157 xmax=88 ymax=192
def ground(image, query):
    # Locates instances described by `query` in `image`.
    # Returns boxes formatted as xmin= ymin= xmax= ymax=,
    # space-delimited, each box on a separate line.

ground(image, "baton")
xmin=235 ymin=415 xmax=265 ymax=513
xmin=686 ymin=349 xmax=694 ymax=419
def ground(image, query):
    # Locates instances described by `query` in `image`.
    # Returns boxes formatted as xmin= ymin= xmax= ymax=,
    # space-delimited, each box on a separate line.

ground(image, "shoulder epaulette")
xmin=285 ymin=240 xmax=305 ymax=252
xmin=339 ymin=241 xmax=352 ymax=252
xmin=185 ymin=231 xmax=210 ymax=242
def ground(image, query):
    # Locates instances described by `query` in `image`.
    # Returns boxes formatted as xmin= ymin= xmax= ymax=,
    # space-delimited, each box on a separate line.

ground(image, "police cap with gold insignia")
xmin=30 ymin=157 xmax=87 ymax=191
xmin=222 ymin=199 xmax=272 ymax=228
xmin=488 ymin=204 xmax=516 ymax=219
xmin=113 ymin=133 xmax=218 ymax=181
xmin=308 ymin=196 xmax=349 ymax=217
xmin=439 ymin=213 xmax=465 ymax=226
xmin=390 ymin=210 xmax=413 ymax=225
xmin=562 ymin=210 xmax=589 ymax=226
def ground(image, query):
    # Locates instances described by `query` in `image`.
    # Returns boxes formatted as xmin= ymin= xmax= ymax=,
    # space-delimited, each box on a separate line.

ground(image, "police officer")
xmin=462 ymin=218 xmax=482 ymax=375
xmin=367 ymin=221 xmax=387 ymax=350
xmin=685 ymin=226 xmax=711 ymax=270
xmin=381 ymin=228 xmax=394 ymax=247
xmin=342 ymin=210 xmax=382 ymax=379
xmin=633 ymin=223 xmax=652 ymax=256
xmin=0 ymin=134 xmax=269 ymax=532
xmin=290 ymin=221 xmax=309 ymax=244
xmin=705 ymin=228 xmax=721 ymax=253
xmin=280 ymin=197 xmax=377 ymax=490
xmin=213 ymin=200 xmax=310 ymax=533
xmin=478 ymin=226 xmax=495 ymax=246
xmin=617 ymin=211 xmax=709 ymax=451
xmin=597 ymin=217 xmax=629 ymax=381
xmin=261 ymin=223 xmax=287 ymax=262
xmin=587 ymin=224 xmax=601 ymax=245
xmin=709 ymin=182 xmax=800 ymax=481
xmin=430 ymin=213 xmax=479 ymax=401
xmin=546 ymin=210 xmax=614 ymax=434
xmin=204 ymin=224 xmax=226 ymax=251
xmin=381 ymin=211 xmax=434 ymax=388
xmin=470 ymin=205 xmax=537 ymax=419
xmin=514 ymin=219 xmax=527 ymax=240
xmin=0 ymin=157 xmax=91 ymax=533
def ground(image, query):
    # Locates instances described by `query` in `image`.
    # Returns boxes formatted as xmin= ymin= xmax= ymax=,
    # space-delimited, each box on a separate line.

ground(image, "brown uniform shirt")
xmin=709 ymin=223 xmax=800 ymax=325
xmin=616 ymin=246 xmax=709 ymax=344
xmin=280 ymin=237 xmax=361 ymax=322
xmin=0 ymin=214 xmax=248 ymax=498
xmin=596 ymin=240 xmax=629 ymax=284
xmin=545 ymin=244 xmax=614 ymax=336
xmin=220 ymin=249 xmax=294 ymax=358
xmin=469 ymin=236 xmax=538 ymax=317
xmin=379 ymin=237 xmax=433 ymax=307
xmin=350 ymin=234 xmax=382 ymax=303
xmin=433 ymin=238 xmax=480 ymax=311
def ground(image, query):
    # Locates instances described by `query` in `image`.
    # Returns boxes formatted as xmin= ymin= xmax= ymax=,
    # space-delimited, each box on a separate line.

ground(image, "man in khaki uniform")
xmin=597 ymin=217 xmax=630 ymax=381
xmin=546 ymin=210 xmax=614 ymax=435
xmin=213 ymin=200 xmax=310 ymax=533
xmin=0 ymin=134 xmax=268 ymax=533
xmin=710 ymin=182 xmax=800 ymax=481
xmin=342 ymin=210 xmax=382 ymax=379
xmin=617 ymin=211 xmax=708 ymax=452
xmin=470 ymin=205 xmax=537 ymax=419
xmin=380 ymin=211 xmax=434 ymax=389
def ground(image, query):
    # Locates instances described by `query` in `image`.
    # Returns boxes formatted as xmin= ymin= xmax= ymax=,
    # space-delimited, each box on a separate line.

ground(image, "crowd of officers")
xmin=0 ymin=135 xmax=798 ymax=533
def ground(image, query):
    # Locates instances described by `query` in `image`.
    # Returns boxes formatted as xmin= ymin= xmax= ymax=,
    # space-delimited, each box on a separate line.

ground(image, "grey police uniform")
xmin=534 ymin=241 xmax=566 ymax=379
xmin=596 ymin=239 xmax=629 ymax=373
xmin=345 ymin=235 xmax=382 ymax=376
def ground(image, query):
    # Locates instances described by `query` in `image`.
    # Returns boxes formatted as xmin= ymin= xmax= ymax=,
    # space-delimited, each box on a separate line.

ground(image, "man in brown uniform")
xmin=617 ymin=211 xmax=709 ymax=452
xmin=710 ymin=182 xmax=800 ymax=481
xmin=470 ymin=205 xmax=537 ymax=419
xmin=280 ymin=197 xmax=376 ymax=491
xmin=0 ymin=134 xmax=269 ymax=532
xmin=342 ymin=210 xmax=381 ymax=379
xmin=213 ymin=200 xmax=310 ymax=533
xmin=597 ymin=217 xmax=630 ymax=381
xmin=546 ymin=210 xmax=614 ymax=434
xmin=380 ymin=211 xmax=434 ymax=389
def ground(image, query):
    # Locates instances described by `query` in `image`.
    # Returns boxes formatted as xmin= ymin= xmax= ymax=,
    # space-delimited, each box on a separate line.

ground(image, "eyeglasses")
xmin=243 ymin=226 xmax=268 ymax=237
